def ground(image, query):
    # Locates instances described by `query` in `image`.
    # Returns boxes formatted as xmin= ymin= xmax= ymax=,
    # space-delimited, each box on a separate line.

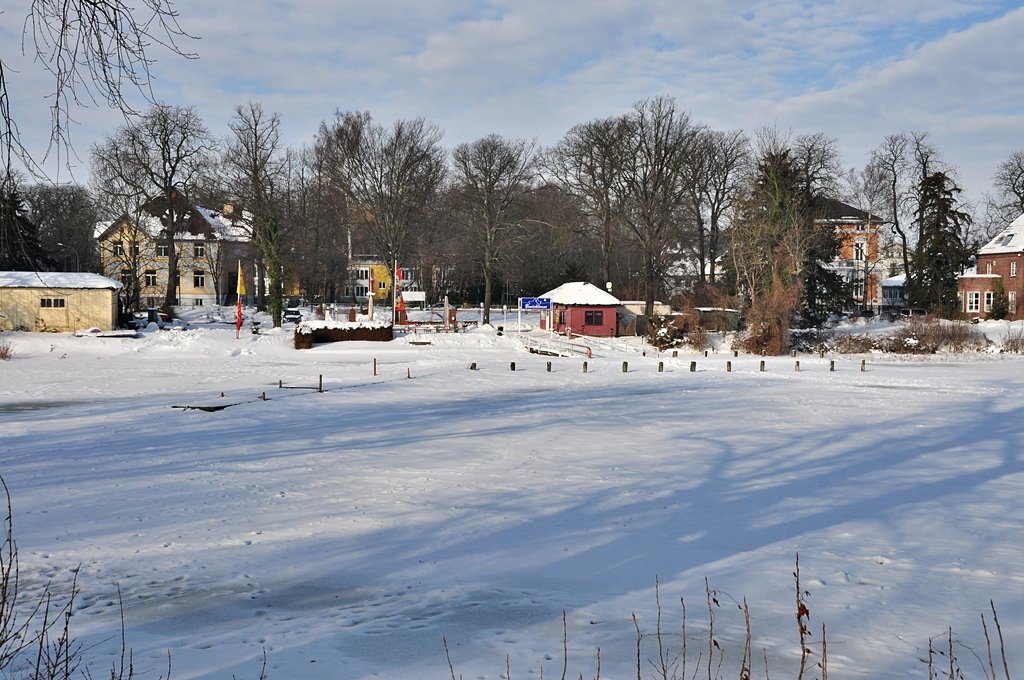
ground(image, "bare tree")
xmin=2 ymin=0 xmax=196 ymax=180
xmin=452 ymin=134 xmax=538 ymax=325
xmin=619 ymin=96 xmax=701 ymax=316
xmin=681 ymin=128 xmax=749 ymax=286
xmin=91 ymin=104 xmax=215 ymax=307
xmin=317 ymin=112 xmax=446 ymax=294
xmin=547 ymin=116 xmax=631 ymax=287
xmin=222 ymin=102 xmax=289 ymax=325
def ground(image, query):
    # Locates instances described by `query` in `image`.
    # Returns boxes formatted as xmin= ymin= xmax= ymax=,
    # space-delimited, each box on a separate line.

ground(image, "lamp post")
xmin=57 ymin=242 xmax=80 ymax=272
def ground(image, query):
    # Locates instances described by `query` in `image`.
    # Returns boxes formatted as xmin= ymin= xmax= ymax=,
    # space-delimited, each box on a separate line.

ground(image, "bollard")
xmin=819 ymin=350 xmax=825 ymax=359
xmin=672 ymin=350 xmax=678 ymax=358
xmin=510 ymin=361 xmax=516 ymax=372
xmin=861 ymin=359 xmax=866 ymax=372
xmin=546 ymin=361 xmax=552 ymax=372
xmin=690 ymin=361 xmax=697 ymax=372
xmin=583 ymin=361 xmax=588 ymax=374
xmin=726 ymin=361 xmax=732 ymax=372
xmin=704 ymin=350 xmax=709 ymax=358
xmin=795 ymin=360 xmax=800 ymax=372
xmin=407 ymin=368 xmax=411 ymax=379
xmin=373 ymin=358 xmax=377 ymax=376
xmin=278 ymin=379 xmax=283 ymax=388
xmin=259 ymin=392 xmax=267 ymax=401
xmin=319 ymin=375 xmax=323 ymax=393
xmin=469 ymin=362 xmax=477 ymax=370
xmin=759 ymin=360 xmax=766 ymax=372
xmin=829 ymin=360 xmax=835 ymax=372
xmin=658 ymin=361 xmax=664 ymax=373
xmin=791 ymin=350 xmax=797 ymax=358
xmin=622 ymin=361 xmax=628 ymax=373
xmin=733 ymin=350 xmax=739 ymax=358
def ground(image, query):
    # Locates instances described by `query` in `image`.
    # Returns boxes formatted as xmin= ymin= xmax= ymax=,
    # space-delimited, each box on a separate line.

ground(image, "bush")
xmin=0 ymin=340 xmax=11 ymax=361
xmin=1003 ymin=326 xmax=1024 ymax=353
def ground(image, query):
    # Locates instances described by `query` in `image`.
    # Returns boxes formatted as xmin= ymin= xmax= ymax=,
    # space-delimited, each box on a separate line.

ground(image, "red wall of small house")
xmin=553 ymin=305 xmax=617 ymax=337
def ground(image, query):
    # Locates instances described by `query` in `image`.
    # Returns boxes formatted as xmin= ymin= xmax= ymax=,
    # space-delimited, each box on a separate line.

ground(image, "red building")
xmin=541 ymin=281 xmax=619 ymax=337
xmin=959 ymin=213 xmax=1024 ymax=319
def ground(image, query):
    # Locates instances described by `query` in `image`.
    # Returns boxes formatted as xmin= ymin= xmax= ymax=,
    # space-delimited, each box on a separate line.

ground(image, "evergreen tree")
xmin=0 ymin=187 xmax=52 ymax=270
xmin=910 ymin=171 xmax=972 ymax=313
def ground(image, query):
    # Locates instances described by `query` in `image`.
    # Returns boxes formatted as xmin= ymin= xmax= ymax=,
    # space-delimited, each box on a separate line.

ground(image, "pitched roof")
xmin=541 ymin=281 xmax=619 ymax=305
xmin=0 ymin=271 xmax=123 ymax=290
xmin=978 ymin=213 xmax=1024 ymax=255
xmin=813 ymin=197 xmax=884 ymax=223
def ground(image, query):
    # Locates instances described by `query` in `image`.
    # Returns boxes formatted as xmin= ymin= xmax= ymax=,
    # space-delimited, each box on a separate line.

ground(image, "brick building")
xmin=958 ymin=213 xmax=1024 ymax=320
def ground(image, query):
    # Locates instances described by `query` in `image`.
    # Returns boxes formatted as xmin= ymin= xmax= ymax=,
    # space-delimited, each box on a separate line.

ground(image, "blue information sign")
xmin=519 ymin=297 xmax=552 ymax=310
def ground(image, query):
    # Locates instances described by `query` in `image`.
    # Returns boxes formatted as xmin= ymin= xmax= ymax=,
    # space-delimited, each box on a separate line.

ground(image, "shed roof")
xmin=0 ymin=271 xmax=123 ymax=290
xmin=541 ymin=281 xmax=619 ymax=305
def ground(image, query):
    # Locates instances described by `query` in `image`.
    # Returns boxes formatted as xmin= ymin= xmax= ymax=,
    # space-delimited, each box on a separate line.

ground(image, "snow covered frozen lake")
xmin=1 ymin=317 xmax=1023 ymax=679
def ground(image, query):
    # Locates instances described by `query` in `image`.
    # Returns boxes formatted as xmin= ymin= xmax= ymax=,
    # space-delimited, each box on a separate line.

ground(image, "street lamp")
xmin=57 ymin=242 xmax=80 ymax=272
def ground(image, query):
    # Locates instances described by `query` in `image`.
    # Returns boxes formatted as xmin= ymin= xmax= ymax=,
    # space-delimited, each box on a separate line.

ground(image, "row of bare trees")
xmin=10 ymin=97 xmax=1024 ymax=331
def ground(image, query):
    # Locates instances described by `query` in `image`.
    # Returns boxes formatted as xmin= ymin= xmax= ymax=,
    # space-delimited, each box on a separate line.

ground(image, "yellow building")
xmin=0 ymin=272 xmax=122 ymax=332
xmin=95 ymin=203 xmax=253 ymax=309
xmin=347 ymin=257 xmax=415 ymax=302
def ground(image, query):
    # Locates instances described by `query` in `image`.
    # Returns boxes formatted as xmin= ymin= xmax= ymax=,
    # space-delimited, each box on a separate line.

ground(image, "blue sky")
xmin=4 ymin=0 xmax=1023 ymax=204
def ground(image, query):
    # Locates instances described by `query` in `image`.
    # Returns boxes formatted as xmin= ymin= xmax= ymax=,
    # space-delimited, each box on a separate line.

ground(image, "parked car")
xmin=283 ymin=306 xmax=302 ymax=323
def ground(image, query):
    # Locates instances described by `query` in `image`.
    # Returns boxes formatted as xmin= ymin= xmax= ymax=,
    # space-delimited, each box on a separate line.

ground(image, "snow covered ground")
xmin=2 ymin=312 xmax=1023 ymax=679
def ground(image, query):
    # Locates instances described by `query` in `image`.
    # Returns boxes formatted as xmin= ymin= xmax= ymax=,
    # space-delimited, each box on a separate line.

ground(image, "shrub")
xmin=0 ymin=340 xmax=11 ymax=361
xmin=1003 ymin=326 xmax=1024 ymax=353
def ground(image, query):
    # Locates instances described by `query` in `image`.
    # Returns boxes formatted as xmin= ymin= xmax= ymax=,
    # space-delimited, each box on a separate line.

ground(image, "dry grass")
xmin=0 ymin=340 xmax=11 ymax=361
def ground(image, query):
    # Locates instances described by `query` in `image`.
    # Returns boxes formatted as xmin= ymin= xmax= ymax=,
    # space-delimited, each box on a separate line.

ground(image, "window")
xmin=144 ymin=270 xmax=157 ymax=287
xmin=193 ymin=270 xmax=205 ymax=288
xmin=984 ymin=291 xmax=994 ymax=312
xmin=378 ymin=280 xmax=386 ymax=290
xmin=193 ymin=298 xmax=204 ymax=306
xmin=1009 ymin=291 xmax=1017 ymax=311
xmin=356 ymin=268 xmax=369 ymax=280
xmin=113 ymin=240 xmax=124 ymax=256
xmin=40 ymin=298 xmax=66 ymax=308
xmin=355 ymin=285 xmax=368 ymax=297
xmin=854 ymin=240 xmax=866 ymax=262
xmin=129 ymin=243 xmax=139 ymax=257
xmin=1011 ymin=261 xmax=1018 ymax=278
xmin=156 ymin=244 xmax=169 ymax=257
xmin=121 ymin=269 xmax=132 ymax=286
xmin=584 ymin=310 xmax=604 ymax=325
xmin=966 ymin=291 xmax=980 ymax=313
xmin=193 ymin=242 xmax=205 ymax=258
xmin=986 ymin=261 xmax=994 ymax=275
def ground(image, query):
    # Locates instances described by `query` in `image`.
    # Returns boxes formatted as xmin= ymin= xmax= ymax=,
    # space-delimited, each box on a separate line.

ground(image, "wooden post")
xmin=791 ymin=350 xmax=797 ymax=358
xmin=861 ymin=359 xmax=866 ymax=372
xmin=672 ymin=350 xmax=678 ymax=358
xmin=689 ymin=361 xmax=696 ymax=372
xmin=622 ymin=361 xmax=628 ymax=373
xmin=318 ymin=375 xmax=323 ymax=393
xmin=278 ymin=379 xmax=282 ymax=388
xmin=373 ymin=358 xmax=377 ymax=376
xmin=795 ymin=360 xmax=800 ymax=372
xmin=759 ymin=360 xmax=766 ymax=372
xmin=546 ymin=361 xmax=552 ymax=372
xmin=583 ymin=361 xmax=588 ymax=373
xmin=658 ymin=361 xmax=664 ymax=373
xmin=469 ymin=362 xmax=477 ymax=370
xmin=407 ymin=368 xmax=411 ymax=379
xmin=829 ymin=360 xmax=835 ymax=372
xmin=704 ymin=350 xmax=708 ymax=357
xmin=510 ymin=361 xmax=516 ymax=372
xmin=726 ymin=361 xmax=732 ymax=372
xmin=733 ymin=350 xmax=739 ymax=358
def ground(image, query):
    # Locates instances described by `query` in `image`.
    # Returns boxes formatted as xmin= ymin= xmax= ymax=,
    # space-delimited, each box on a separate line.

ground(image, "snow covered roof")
xmin=0 ymin=271 xmax=123 ymax=290
xmin=881 ymin=274 xmax=907 ymax=286
xmin=979 ymin=213 xmax=1024 ymax=255
xmin=541 ymin=281 xmax=619 ymax=306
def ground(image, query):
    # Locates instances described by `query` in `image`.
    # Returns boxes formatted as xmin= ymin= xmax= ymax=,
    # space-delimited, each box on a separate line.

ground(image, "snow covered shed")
xmin=0 ymin=271 xmax=123 ymax=332
xmin=541 ymin=281 xmax=619 ymax=337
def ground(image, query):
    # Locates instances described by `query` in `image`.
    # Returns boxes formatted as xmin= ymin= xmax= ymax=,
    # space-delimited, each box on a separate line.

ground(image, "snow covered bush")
xmin=0 ymin=339 xmax=11 ymax=361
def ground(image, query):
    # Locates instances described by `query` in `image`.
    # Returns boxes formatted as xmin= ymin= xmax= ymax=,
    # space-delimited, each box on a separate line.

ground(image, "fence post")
xmin=546 ymin=361 xmax=552 ymax=372
xmin=795 ymin=360 xmax=800 ymax=372
xmin=583 ymin=361 xmax=588 ymax=373
xmin=861 ymin=359 xmax=866 ymax=372
xmin=829 ymin=360 xmax=835 ymax=372
xmin=759 ymin=360 xmax=766 ymax=372
xmin=622 ymin=361 xmax=628 ymax=373
xmin=319 ymin=375 xmax=323 ymax=393
xmin=727 ymin=361 xmax=732 ymax=372
xmin=510 ymin=361 xmax=516 ymax=372
xmin=690 ymin=361 xmax=697 ymax=372
xmin=658 ymin=361 xmax=664 ymax=373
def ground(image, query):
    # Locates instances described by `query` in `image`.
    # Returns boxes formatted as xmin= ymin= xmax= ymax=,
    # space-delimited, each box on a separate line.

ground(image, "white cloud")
xmin=4 ymin=0 xmax=1021 ymax=203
